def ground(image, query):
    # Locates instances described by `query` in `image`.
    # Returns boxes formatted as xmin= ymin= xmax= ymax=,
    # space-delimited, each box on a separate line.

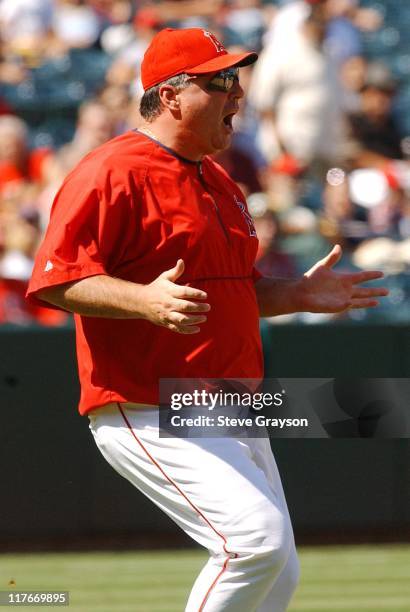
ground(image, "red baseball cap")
xmin=141 ymin=28 xmax=258 ymax=91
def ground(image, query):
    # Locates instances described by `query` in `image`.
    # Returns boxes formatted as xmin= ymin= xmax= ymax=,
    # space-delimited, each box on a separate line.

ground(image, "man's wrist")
xmin=289 ymin=277 xmax=309 ymax=313
xmin=129 ymin=283 xmax=150 ymax=320
xmin=255 ymin=276 xmax=308 ymax=316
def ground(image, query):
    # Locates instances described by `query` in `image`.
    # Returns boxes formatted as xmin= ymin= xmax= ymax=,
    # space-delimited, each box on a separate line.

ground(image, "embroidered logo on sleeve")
xmin=44 ymin=260 xmax=54 ymax=272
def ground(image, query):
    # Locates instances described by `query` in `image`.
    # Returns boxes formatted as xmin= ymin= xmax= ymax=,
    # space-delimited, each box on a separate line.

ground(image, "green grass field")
xmin=1 ymin=545 xmax=409 ymax=611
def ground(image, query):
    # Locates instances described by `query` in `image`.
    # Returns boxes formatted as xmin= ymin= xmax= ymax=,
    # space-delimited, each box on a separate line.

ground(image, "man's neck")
xmin=138 ymin=121 xmax=204 ymax=162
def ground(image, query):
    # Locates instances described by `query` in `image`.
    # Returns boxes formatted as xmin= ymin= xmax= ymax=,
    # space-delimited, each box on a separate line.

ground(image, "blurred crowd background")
xmin=0 ymin=0 xmax=409 ymax=326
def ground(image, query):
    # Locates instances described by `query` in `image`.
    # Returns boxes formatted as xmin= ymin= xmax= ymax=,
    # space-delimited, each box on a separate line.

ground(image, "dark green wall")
xmin=261 ymin=322 xmax=410 ymax=377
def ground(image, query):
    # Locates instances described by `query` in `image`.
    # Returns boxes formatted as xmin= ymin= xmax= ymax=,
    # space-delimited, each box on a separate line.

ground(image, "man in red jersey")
xmin=27 ymin=28 xmax=387 ymax=611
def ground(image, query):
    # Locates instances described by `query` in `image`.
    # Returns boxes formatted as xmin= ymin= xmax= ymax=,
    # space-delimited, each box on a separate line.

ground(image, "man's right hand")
xmin=138 ymin=259 xmax=210 ymax=334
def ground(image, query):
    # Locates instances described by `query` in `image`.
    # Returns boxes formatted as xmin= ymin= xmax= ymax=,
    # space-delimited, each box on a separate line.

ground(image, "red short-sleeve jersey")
xmin=27 ymin=131 xmax=264 ymax=415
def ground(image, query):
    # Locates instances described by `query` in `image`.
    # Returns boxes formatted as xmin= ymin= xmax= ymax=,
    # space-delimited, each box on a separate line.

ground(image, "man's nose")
xmin=230 ymin=78 xmax=244 ymax=100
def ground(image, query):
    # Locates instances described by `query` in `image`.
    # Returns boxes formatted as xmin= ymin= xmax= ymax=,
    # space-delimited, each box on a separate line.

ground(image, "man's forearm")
xmin=36 ymin=275 xmax=149 ymax=318
xmin=254 ymin=277 xmax=305 ymax=317
xmin=35 ymin=262 xmax=211 ymax=335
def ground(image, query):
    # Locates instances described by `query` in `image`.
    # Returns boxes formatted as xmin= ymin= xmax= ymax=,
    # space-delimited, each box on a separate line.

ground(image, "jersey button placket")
xmin=197 ymin=163 xmax=231 ymax=246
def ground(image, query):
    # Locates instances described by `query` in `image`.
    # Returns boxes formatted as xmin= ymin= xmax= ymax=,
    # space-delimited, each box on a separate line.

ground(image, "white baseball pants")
xmin=88 ymin=403 xmax=299 ymax=611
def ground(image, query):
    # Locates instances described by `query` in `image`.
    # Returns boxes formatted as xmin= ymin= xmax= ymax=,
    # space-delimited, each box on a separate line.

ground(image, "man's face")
xmin=362 ymin=87 xmax=393 ymax=119
xmin=176 ymin=70 xmax=244 ymax=156
xmin=0 ymin=129 xmax=26 ymax=163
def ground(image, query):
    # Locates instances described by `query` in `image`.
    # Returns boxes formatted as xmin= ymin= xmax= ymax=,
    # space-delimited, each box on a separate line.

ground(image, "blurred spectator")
xmin=52 ymin=0 xmax=102 ymax=50
xmin=0 ymin=0 xmax=54 ymax=67
xmin=324 ymin=0 xmax=363 ymax=66
xmin=321 ymin=163 xmax=409 ymax=249
xmin=324 ymin=0 xmax=382 ymax=66
xmin=353 ymin=236 xmax=410 ymax=274
xmin=248 ymin=192 xmax=297 ymax=277
xmin=213 ymin=146 xmax=263 ymax=196
xmin=103 ymin=6 xmax=162 ymax=91
xmin=0 ymin=55 xmax=28 ymax=85
xmin=347 ymin=62 xmax=404 ymax=167
xmin=0 ymin=115 xmax=53 ymax=193
xmin=263 ymin=0 xmax=382 ymax=63
xmin=0 ymin=274 xmax=69 ymax=324
xmin=88 ymin=0 xmax=133 ymax=25
xmin=320 ymin=61 xmax=410 ymax=252
xmin=321 ymin=172 xmax=355 ymax=242
xmin=338 ymin=54 xmax=367 ymax=113
xmin=52 ymin=98 xmax=115 ymax=178
xmin=151 ymin=0 xmax=224 ymax=27
xmin=279 ymin=204 xmax=332 ymax=272
xmin=265 ymin=155 xmax=307 ymax=212
xmin=98 ymin=83 xmax=132 ymax=134
xmin=0 ymin=207 xmax=39 ymax=280
xmin=262 ymin=0 xmax=311 ymax=49
xmin=220 ymin=0 xmax=266 ymax=51
xmin=34 ymin=99 xmax=115 ymax=228
xmin=0 ymin=188 xmax=68 ymax=325
xmin=249 ymin=1 xmax=344 ymax=172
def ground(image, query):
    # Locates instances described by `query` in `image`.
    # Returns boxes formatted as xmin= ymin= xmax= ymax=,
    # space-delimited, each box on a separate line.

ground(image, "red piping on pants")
xmin=116 ymin=403 xmax=238 ymax=611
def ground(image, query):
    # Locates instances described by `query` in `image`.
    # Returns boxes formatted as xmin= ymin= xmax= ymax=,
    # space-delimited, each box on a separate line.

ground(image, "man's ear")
xmin=158 ymin=85 xmax=180 ymax=111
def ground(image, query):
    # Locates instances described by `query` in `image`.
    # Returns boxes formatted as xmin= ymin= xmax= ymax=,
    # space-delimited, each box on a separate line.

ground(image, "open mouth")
xmin=223 ymin=113 xmax=235 ymax=130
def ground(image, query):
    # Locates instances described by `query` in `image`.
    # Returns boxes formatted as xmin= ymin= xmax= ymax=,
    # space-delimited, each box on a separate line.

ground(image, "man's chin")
xmin=209 ymin=134 xmax=232 ymax=155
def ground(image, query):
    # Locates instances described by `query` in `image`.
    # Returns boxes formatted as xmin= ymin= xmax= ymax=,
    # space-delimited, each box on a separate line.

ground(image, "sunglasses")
xmin=205 ymin=68 xmax=240 ymax=93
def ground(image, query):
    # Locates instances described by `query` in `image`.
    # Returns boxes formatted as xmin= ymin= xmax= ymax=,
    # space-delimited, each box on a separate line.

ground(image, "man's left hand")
xmin=300 ymin=244 xmax=389 ymax=313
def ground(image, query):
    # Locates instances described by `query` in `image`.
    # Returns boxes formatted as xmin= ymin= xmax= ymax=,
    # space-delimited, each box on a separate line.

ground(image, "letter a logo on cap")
xmin=203 ymin=30 xmax=225 ymax=53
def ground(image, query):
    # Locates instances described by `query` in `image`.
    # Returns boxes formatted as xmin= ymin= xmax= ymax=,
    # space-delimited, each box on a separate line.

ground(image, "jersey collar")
xmin=134 ymin=129 xmax=201 ymax=167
